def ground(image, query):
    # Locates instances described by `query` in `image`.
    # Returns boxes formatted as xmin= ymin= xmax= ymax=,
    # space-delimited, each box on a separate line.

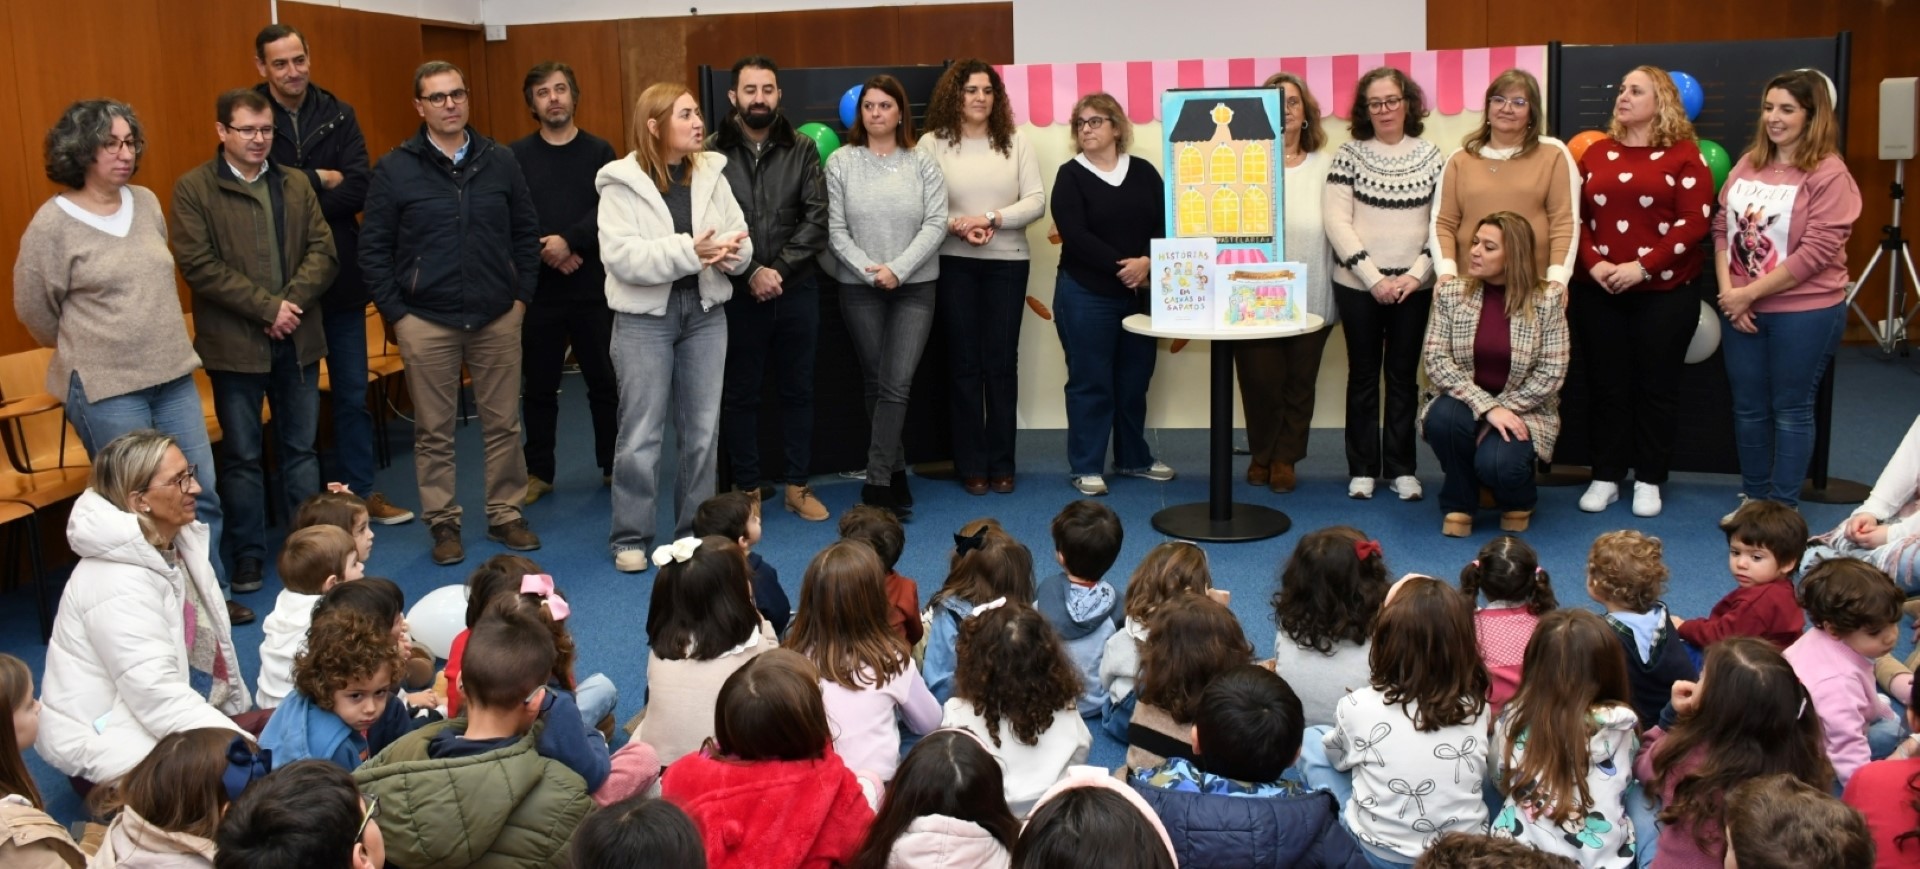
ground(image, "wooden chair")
xmin=0 ymin=348 xmax=93 ymax=641
xmin=365 ymin=305 xmax=406 ymax=467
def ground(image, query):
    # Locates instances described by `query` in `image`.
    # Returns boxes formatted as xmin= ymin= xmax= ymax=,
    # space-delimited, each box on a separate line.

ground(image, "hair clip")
xmin=1798 ymin=697 xmax=1809 ymax=720
xmin=520 ymin=574 xmax=570 ymax=621
xmin=968 ymin=596 xmax=1008 ymax=618
xmin=651 ymin=536 xmax=703 ymax=568
xmin=222 ymin=736 xmax=273 ymax=803
xmin=1534 ymin=566 xmax=1545 ymax=575
xmin=326 ymin=482 xmax=353 ymax=495
xmin=1354 ymin=539 xmax=1382 ymax=561
xmin=1470 ymin=559 xmax=1481 ymax=568
xmin=953 ymin=527 xmax=989 ymax=557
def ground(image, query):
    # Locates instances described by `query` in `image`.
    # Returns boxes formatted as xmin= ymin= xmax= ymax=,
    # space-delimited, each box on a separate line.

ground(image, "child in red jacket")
xmin=1676 ymin=500 xmax=1808 ymax=655
xmin=660 ymin=649 xmax=877 ymax=869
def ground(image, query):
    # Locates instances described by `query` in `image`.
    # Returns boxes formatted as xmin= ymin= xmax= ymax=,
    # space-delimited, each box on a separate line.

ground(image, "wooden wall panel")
xmin=618 ymin=18 xmax=690 ymax=113
xmin=422 ymin=24 xmax=493 ymax=137
xmin=0 ymin=2 xmax=42 ymax=354
xmin=1430 ymin=0 xmax=1920 ymax=343
xmin=896 ymin=4 xmax=1013 ymax=64
xmin=277 ymin=3 xmax=428 ymax=157
xmin=480 ymin=22 xmax=629 ymax=151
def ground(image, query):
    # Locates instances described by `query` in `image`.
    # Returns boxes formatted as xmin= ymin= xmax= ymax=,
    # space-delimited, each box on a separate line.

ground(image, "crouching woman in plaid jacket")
xmin=1419 ymin=211 xmax=1569 ymax=538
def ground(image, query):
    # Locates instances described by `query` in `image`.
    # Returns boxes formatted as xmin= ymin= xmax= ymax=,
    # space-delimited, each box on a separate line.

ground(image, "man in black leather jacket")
xmin=253 ymin=24 xmax=417 ymax=532
xmin=708 ymin=55 xmax=831 ymax=521
xmin=360 ymin=61 xmax=542 ymax=566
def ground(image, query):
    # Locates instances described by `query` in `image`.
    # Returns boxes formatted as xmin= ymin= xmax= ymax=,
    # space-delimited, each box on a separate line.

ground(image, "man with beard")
xmin=709 ymin=55 xmax=831 ymax=521
xmin=253 ymin=24 xmax=416 ymax=534
xmin=509 ymin=61 xmax=619 ymax=503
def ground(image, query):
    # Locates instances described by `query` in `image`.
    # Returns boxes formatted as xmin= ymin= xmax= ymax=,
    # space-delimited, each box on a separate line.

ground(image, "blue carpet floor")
xmin=8 ymin=347 xmax=1920 ymax=824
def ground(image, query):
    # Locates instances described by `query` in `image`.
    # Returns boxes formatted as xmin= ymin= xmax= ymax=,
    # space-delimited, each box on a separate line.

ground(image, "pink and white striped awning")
xmin=995 ymin=45 xmax=1548 ymax=128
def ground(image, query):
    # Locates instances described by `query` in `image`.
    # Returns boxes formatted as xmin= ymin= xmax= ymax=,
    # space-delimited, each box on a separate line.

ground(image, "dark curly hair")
xmin=1418 ymin=832 xmax=1579 ymax=868
xmin=1274 ymin=526 xmax=1388 ymax=653
xmin=1138 ymin=594 xmax=1253 ymax=724
xmin=1346 ymin=66 xmax=1428 ymax=140
xmin=43 ymin=99 xmax=143 ymax=189
xmin=952 ymin=603 xmax=1081 ymax=748
xmin=294 ymin=608 xmax=405 ymax=707
xmin=924 ymin=59 xmax=1015 ymax=156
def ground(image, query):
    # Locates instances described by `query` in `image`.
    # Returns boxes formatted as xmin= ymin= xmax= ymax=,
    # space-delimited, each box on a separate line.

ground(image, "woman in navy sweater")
xmin=1050 ymin=92 xmax=1170 ymax=496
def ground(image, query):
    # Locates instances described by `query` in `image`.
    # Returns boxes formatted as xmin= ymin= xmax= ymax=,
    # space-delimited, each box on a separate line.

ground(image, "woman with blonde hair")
xmin=1714 ymin=68 xmax=1860 ymax=509
xmin=1571 ymin=65 xmax=1716 ymax=519
xmin=1420 ymin=213 xmax=1569 ymax=537
xmin=1233 ymin=72 xmax=1336 ymax=494
xmin=921 ymin=59 xmax=1049 ymax=497
xmin=597 ymin=82 xmax=753 ymax=573
xmin=826 ymin=74 xmax=949 ymax=518
xmin=1050 ymin=91 xmax=1168 ymax=497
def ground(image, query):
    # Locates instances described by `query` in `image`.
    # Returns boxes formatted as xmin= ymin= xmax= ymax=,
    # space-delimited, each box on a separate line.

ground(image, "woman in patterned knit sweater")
xmin=1572 ymin=66 xmax=1716 ymax=520
xmin=1324 ymin=67 xmax=1445 ymax=504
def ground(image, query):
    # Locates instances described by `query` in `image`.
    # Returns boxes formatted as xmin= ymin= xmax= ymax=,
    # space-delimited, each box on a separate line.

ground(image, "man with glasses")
xmin=509 ymin=61 xmax=619 ymax=505
xmin=215 ymin=759 xmax=384 ymax=869
xmin=170 ymin=88 xmax=337 ymax=619
xmin=709 ymin=55 xmax=831 ymax=520
xmin=361 ymin=61 xmax=542 ymax=566
xmin=252 ymin=24 xmax=415 ymax=530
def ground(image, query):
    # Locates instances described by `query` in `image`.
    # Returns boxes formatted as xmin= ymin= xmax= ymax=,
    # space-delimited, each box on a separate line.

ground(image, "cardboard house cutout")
xmin=1162 ymin=89 xmax=1283 ymax=265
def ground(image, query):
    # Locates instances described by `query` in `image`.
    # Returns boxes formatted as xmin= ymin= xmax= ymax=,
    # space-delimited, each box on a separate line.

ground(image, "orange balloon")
xmin=1567 ymin=130 xmax=1609 ymax=164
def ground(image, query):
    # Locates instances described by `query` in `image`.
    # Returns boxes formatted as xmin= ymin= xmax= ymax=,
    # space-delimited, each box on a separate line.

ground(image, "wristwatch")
xmin=985 ymin=210 xmax=999 ymax=228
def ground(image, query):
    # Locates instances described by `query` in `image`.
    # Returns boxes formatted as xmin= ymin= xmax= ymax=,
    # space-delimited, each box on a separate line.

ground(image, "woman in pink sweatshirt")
xmin=1712 ymin=69 xmax=1861 ymax=509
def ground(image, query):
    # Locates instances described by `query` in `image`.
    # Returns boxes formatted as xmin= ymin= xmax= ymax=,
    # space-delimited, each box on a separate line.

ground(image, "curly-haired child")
xmin=1784 ymin=558 xmax=1906 ymax=785
xmin=260 ymin=606 xmax=405 ymax=770
xmin=256 ymin=524 xmax=363 ymax=710
xmin=1273 ymin=527 xmax=1390 ymax=728
xmin=1099 ymin=541 xmax=1213 ymax=742
xmin=1461 ymin=535 xmax=1556 ymax=719
xmin=922 ymin=519 xmax=1037 ymax=704
xmin=940 ymin=601 xmax=1090 ymax=818
xmin=1586 ymin=530 xmax=1696 ymax=729
xmin=1125 ymin=594 xmax=1253 ymax=772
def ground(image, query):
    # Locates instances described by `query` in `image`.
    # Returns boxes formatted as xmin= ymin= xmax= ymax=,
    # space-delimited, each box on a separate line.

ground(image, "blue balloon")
xmin=839 ymin=84 xmax=863 ymax=130
xmin=1670 ymin=71 xmax=1704 ymax=121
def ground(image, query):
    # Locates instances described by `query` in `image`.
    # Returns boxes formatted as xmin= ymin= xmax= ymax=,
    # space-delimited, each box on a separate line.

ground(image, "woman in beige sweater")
xmin=12 ymin=100 xmax=236 ymax=621
xmin=919 ymin=60 xmax=1051 ymax=496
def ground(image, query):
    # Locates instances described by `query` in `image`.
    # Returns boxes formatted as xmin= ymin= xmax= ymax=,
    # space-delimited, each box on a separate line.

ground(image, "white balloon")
xmin=407 ymin=584 xmax=469 ymax=660
xmin=1686 ymin=301 xmax=1722 ymax=364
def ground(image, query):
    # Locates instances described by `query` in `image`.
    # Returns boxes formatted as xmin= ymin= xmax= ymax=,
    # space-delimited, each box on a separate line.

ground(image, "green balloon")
xmin=796 ymin=122 xmax=841 ymax=167
xmin=1698 ymin=139 xmax=1732 ymax=194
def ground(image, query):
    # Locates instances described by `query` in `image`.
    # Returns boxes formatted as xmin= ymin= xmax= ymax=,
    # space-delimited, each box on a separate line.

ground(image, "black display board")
xmin=1545 ymin=35 xmax=1850 ymax=478
xmin=696 ymin=64 xmax=958 ymax=481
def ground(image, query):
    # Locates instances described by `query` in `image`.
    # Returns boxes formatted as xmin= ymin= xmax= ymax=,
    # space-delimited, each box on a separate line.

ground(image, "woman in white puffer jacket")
xmin=38 ymin=430 xmax=247 ymax=786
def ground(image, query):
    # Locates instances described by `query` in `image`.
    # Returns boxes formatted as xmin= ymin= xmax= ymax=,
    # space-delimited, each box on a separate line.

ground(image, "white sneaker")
xmin=1632 ymin=482 xmax=1662 ymax=517
xmin=1721 ymin=494 xmax=1751 ymax=525
xmin=1390 ymin=475 xmax=1423 ymax=501
xmin=1119 ymin=462 xmax=1176 ymax=482
xmin=1348 ymin=477 xmax=1375 ymax=499
xmin=1579 ymin=481 xmax=1619 ymax=513
xmin=1072 ymin=475 xmax=1109 ymax=496
xmin=614 ymin=550 xmax=650 ymax=573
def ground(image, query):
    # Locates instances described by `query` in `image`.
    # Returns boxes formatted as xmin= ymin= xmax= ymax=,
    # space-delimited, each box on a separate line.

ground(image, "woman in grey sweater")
xmin=12 ymin=100 xmax=237 ymax=623
xmin=823 ymin=74 xmax=948 ymax=518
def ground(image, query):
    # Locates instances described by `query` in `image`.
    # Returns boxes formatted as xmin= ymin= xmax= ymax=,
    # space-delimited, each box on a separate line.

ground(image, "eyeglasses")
xmin=138 ymin=465 xmax=199 ymax=495
xmin=1284 ymin=97 xmax=1302 ymax=110
xmin=355 ymin=793 xmax=381 ymax=843
xmin=222 ymin=125 xmax=275 ymax=140
xmin=418 ymin=89 xmax=469 ymax=108
xmin=1366 ymin=96 xmax=1405 ymax=114
xmin=1488 ymin=95 xmax=1530 ymax=111
xmin=1071 ymin=116 xmax=1113 ymax=131
xmin=101 ymin=137 xmax=144 ymax=155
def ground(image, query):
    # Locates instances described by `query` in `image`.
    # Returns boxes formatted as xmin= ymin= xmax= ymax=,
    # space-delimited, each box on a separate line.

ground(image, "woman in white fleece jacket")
xmin=597 ymin=84 xmax=752 ymax=574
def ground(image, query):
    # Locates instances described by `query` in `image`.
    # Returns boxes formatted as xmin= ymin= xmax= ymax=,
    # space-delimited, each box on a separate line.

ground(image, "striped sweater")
xmin=1323 ymin=135 xmax=1444 ymax=291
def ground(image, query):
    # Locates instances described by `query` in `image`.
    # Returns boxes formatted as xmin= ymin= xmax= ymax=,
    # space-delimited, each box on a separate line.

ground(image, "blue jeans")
xmin=66 ymin=371 xmax=227 ymax=595
xmin=574 ymin=672 xmax=619 ymax=728
xmin=1054 ymin=272 xmax=1156 ymax=477
xmin=209 ymin=341 xmax=322 ymax=567
xmin=1720 ymin=303 xmax=1844 ymax=506
xmin=1422 ymin=394 xmax=1538 ymax=514
xmin=1294 ymin=724 xmax=1353 ymax=816
xmin=1625 ymin=782 xmax=1660 ymax=867
xmin=322 ymin=306 xmax=375 ymax=496
xmin=938 ymin=257 xmax=1028 ymax=477
xmin=840 ymin=281 xmax=936 ymax=484
xmin=609 ymin=289 xmax=727 ymax=555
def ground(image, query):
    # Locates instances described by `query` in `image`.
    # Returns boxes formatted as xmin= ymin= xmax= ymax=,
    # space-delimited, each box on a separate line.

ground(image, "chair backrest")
xmin=0 ymin=348 xmax=88 ymax=470
xmin=366 ymin=305 xmax=398 ymax=357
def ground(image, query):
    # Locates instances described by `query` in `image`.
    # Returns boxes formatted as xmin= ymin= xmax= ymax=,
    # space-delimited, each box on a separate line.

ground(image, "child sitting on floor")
xmin=257 ymin=524 xmax=363 ymax=709
xmin=851 ymin=728 xmax=1021 ymax=868
xmin=839 ymin=504 xmax=923 ymax=646
xmin=1272 ymin=527 xmax=1390 ymax=729
xmin=941 ymin=601 xmax=1090 ymax=817
xmin=1460 ymin=535 xmax=1556 ymax=719
xmin=1126 ymin=594 xmax=1254 ymax=772
xmin=1037 ymin=500 xmax=1125 ymax=718
xmin=635 ymin=536 xmax=779 ymax=766
xmin=922 ymin=519 xmax=1037 ymax=704
xmin=1586 ymin=530 xmax=1696 ymax=729
xmin=1676 ymin=500 xmax=1808 ymax=653
xmin=1724 ymin=774 xmax=1874 ymax=869
xmin=1128 ymin=664 xmax=1364 ymax=868
xmin=1102 ymin=541 xmax=1213 ymax=741
xmin=694 ymin=491 xmax=792 ymax=635
xmin=441 ymin=553 xmax=543 ymax=717
xmin=260 ymin=607 xmax=404 ymax=770
xmin=1783 ymin=557 xmax=1906 ymax=785
xmin=90 ymin=728 xmax=271 ymax=866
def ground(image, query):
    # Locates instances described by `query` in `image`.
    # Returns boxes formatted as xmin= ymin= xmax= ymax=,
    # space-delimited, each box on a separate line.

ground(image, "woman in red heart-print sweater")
xmin=1570 ymin=64 xmax=1717 ymax=522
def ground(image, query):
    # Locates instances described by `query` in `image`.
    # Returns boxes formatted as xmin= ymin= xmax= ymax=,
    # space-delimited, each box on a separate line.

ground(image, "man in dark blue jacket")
xmin=254 ymin=24 xmax=416 ymax=532
xmin=1129 ymin=665 xmax=1368 ymax=869
xmin=360 ymin=61 xmax=542 ymax=566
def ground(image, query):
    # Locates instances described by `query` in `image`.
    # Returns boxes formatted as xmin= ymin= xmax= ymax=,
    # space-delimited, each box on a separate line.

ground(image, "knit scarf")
xmin=176 ymin=556 xmax=236 ymax=712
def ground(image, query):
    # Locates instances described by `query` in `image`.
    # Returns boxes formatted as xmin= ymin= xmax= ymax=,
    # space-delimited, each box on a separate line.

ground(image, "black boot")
xmin=891 ymin=470 xmax=915 ymax=508
xmin=861 ymin=482 xmax=912 ymax=521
